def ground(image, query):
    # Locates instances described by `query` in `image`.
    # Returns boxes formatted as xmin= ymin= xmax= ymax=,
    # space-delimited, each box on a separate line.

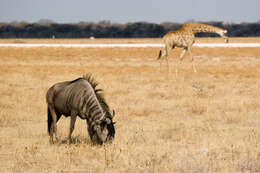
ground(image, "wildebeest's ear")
xmin=112 ymin=110 xmax=115 ymax=117
xmin=96 ymin=89 xmax=103 ymax=92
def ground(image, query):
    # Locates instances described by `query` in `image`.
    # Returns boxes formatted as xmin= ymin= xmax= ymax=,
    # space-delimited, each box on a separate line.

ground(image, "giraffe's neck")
xmin=188 ymin=23 xmax=223 ymax=34
xmin=182 ymin=23 xmax=228 ymax=42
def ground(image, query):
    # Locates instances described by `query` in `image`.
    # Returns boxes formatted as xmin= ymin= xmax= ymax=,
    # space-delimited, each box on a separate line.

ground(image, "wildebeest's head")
xmin=89 ymin=110 xmax=115 ymax=145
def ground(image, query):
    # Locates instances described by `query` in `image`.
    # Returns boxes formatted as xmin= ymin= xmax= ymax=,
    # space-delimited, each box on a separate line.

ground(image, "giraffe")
xmin=157 ymin=22 xmax=228 ymax=75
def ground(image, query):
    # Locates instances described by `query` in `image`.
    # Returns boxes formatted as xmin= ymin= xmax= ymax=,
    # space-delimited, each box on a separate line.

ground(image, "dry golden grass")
xmin=0 ymin=37 xmax=260 ymax=44
xmin=0 ymin=38 xmax=260 ymax=173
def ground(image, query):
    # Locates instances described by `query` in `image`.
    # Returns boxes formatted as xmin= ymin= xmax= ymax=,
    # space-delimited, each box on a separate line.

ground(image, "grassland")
xmin=0 ymin=38 xmax=260 ymax=173
xmin=0 ymin=37 xmax=260 ymax=44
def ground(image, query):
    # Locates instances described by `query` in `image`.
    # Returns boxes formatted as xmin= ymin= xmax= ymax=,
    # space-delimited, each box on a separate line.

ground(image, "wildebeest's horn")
xmin=112 ymin=110 xmax=115 ymax=117
xmin=95 ymin=89 xmax=103 ymax=93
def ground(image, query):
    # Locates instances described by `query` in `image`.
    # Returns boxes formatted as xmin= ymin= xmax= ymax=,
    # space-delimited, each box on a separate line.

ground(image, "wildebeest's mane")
xmin=82 ymin=74 xmax=111 ymax=117
xmin=69 ymin=77 xmax=83 ymax=84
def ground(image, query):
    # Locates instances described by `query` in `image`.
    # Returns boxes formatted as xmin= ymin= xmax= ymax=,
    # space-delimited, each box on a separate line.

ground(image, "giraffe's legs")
xmin=180 ymin=48 xmax=187 ymax=60
xmin=159 ymin=50 xmax=164 ymax=72
xmin=187 ymin=47 xmax=197 ymax=73
xmin=159 ymin=48 xmax=168 ymax=73
xmin=159 ymin=57 xmax=162 ymax=72
xmin=176 ymin=48 xmax=187 ymax=77
xmin=166 ymin=56 xmax=169 ymax=74
xmin=165 ymin=46 xmax=171 ymax=74
xmin=159 ymin=46 xmax=171 ymax=74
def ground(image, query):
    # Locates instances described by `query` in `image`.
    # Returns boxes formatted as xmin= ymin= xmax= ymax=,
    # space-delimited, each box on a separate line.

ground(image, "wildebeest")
xmin=46 ymin=74 xmax=115 ymax=145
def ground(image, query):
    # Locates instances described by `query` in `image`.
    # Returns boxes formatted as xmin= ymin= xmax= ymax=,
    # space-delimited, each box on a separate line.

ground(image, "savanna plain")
xmin=0 ymin=38 xmax=260 ymax=173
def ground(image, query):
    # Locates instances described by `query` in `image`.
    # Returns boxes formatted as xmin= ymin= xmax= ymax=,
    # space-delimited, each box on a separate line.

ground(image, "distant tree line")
xmin=0 ymin=21 xmax=260 ymax=38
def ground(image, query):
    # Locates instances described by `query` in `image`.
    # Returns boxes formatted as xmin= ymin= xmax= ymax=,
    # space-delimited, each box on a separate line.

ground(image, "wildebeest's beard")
xmin=105 ymin=117 xmax=115 ymax=142
xmin=88 ymin=116 xmax=115 ymax=145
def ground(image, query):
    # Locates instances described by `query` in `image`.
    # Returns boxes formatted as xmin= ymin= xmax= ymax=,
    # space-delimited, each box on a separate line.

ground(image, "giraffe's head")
xmin=217 ymin=29 xmax=229 ymax=43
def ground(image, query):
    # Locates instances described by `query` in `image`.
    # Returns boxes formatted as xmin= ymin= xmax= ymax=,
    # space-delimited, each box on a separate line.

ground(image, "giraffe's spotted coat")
xmin=158 ymin=22 xmax=228 ymax=74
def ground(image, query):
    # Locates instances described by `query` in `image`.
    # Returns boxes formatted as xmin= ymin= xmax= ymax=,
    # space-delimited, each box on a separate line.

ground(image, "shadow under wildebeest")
xmin=46 ymin=74 xmax=115 ymax=145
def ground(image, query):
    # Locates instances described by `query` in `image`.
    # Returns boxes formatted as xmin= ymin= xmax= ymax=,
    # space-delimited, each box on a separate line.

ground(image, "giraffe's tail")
xmin=157 ymin=50 xmax=162 ymax=60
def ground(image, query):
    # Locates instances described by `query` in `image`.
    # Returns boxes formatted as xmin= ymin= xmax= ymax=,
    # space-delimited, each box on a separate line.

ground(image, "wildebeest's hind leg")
xmin=48 ymin=106 xmax=61 ymax=144
xmin=67 ymin=112 xmax=77 ymax=144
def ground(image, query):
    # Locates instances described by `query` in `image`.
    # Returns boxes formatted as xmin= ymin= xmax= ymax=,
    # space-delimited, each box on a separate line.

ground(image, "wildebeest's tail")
xmin=157 ymin=50 xmax=162 ymax=60
xmin=47 ymin=107 xmax=52 ymax=134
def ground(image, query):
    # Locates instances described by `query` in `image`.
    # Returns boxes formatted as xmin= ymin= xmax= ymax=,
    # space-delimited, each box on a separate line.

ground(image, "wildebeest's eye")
xmin=100 ymin=121 xmax=107 ymax=130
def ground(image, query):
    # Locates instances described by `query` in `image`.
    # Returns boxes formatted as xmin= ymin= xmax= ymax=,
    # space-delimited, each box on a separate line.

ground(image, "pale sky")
xmin=0 ymin=0 xmax=259 ymax=23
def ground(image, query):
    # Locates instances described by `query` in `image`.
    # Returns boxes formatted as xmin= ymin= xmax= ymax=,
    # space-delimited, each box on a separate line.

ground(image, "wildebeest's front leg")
xmin=67 ymin=112 xmax=77 ymax=144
